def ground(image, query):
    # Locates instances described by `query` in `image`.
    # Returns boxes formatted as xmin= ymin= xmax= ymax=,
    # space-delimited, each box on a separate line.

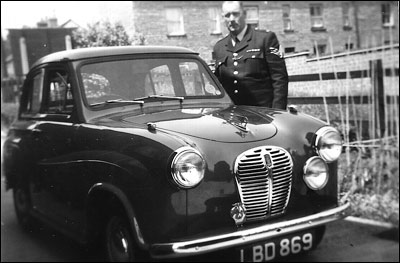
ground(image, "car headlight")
xmin=171 ymin=147 xmax=206 ymax=189
xmin=303 ymin=157 xmax=329 ymax=190
xmin=314 ymin=126 xmax=343 ymax=162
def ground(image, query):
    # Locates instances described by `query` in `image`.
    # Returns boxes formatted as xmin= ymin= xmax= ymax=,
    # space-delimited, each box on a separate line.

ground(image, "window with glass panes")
xmin=342 ymin=2 xmax=351 ymax=29
xmin=209 ymin=7 xmax=222 ymax=34
xmin=381 ymin=3 xmax=394 ymax=26
xmin=282 ymin=4 xmax=292 ymax=31
xmin=244 ymin=6 xmax=259 ymax=29
xmin=166 ymin=7 xmax=185 ymax=35
xmin=310 ymin=4 xmax=324 ymax=28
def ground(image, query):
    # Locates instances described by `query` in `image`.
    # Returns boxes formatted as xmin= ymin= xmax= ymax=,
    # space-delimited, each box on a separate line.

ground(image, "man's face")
xmin=222 ymin=2 xmax=246 ymax=36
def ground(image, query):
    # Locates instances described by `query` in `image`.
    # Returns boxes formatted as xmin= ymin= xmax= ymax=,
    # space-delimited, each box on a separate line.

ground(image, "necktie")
xmin=235 ymin=37 xmax=240 ymax=44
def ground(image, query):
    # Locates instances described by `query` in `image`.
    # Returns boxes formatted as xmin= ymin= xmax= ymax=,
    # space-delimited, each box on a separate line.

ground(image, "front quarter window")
xmin=21 ymin=70 xmax=44 ymax=117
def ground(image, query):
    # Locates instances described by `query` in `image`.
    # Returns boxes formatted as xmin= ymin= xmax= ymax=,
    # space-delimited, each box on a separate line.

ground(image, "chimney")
xmin=48 ymin=17 xmax=58 ymax=27
xmin=37 ymin=19 xmax=48 ymax=28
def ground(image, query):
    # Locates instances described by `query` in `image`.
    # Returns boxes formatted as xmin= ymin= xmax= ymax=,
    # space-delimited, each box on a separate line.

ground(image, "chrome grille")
xmin=234 ymin=146 xmax=293 ymax=222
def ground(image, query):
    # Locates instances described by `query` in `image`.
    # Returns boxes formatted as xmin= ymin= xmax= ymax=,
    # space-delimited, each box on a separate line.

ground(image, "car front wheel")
xmin=105 ymin=214 xmax=136 ymax=262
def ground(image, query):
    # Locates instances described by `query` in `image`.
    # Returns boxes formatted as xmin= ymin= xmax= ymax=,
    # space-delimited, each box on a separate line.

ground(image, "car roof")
xmin=31 ymin=45 xmax=197 ymax=68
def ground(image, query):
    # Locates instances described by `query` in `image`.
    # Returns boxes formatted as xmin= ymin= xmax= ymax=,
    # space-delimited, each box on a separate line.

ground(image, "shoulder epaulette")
xmin=255 ymin=28 xmax=273 ymax=35
xmin=215 ymin=34 xmax=230 ymax=44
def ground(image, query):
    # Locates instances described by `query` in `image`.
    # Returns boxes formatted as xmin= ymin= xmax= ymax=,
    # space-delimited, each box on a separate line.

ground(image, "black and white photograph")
xmin=1 ymin=1 xmax=399 ymax=262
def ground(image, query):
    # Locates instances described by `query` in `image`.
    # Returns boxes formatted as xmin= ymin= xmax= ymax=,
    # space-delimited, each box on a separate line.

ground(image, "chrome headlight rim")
xmin=170 ymin=146 xmax=206 ymax=189
xmin=314 ymin=126 xmax=343 ymax=163
xmin=303 ymin=156 xmax=329 ymax=190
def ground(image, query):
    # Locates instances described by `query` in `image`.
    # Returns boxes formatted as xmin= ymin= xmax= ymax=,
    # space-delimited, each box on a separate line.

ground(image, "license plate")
xmin=237 ymin=230 xmax=315 ymax=262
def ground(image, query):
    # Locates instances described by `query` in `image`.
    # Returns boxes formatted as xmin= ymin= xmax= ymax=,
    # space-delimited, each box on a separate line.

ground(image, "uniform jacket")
xmin=213 ymin=27 xmax=289 ymax=109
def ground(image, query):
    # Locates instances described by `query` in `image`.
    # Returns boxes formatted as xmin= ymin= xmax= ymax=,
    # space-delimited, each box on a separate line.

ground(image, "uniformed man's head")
xmin=222 ymin=1 xmax=246 ymax=36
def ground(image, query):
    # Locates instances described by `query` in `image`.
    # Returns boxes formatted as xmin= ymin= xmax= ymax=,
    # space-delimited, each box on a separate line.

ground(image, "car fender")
xmin=86 ymin=182 xmax=148 ymax=250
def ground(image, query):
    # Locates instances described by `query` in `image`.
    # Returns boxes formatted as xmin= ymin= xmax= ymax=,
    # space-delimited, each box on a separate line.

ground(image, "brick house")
xmin=131 ymin=1 xmax=399 ymax=63
xmin=7 ymin=18 xmax=77 ymax=77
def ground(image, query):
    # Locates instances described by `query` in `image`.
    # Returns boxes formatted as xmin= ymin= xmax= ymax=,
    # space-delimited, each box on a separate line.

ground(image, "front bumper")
xmin=150 ymin=202 xmax=350 ymax=259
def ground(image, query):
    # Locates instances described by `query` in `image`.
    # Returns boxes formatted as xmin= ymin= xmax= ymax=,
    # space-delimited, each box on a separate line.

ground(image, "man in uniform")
xmin=213 ymin=1 xmax=289 ymax=110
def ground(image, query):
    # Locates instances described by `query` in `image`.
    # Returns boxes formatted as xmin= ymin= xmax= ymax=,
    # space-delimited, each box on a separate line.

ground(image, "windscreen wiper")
xmin=134 ymin=95 xmax=184 ymax=103
xmin=91 ymin=99 xmax=144 ymax=107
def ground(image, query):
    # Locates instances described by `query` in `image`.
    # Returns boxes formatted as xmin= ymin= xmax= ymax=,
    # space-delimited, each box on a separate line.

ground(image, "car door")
xmin=27 ymin=64 xmax=81 ymax=228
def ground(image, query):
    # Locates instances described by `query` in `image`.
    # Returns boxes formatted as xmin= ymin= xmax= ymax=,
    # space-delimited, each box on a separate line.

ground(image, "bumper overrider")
xmin=150 ymin=202 xmax=350 ymax=259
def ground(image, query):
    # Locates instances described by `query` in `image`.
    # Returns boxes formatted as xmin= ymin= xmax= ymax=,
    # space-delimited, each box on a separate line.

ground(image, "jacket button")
xmin=234 ymin=90 xmax=238 ymax=94
xmin=233 ymin=53 xmax=238 ymax=57
xmin=234 ymin=80 xmax=238 ymax=84
xmin=233 ymin=61 xmax=238 ymax=66
xmin=233 ymin=71 xmax=238 ymax=75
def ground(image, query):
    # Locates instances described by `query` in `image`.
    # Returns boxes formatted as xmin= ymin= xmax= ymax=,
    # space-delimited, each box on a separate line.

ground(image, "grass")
xmin=291 ymin=100 xmax=399 ymax=227
xmin=338 ymin=147 xmax=399 ymax=226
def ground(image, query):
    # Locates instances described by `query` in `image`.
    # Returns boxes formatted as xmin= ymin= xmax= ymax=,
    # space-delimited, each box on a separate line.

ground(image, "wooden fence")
xmin=287 ymin=59 xmax=399 ymax=139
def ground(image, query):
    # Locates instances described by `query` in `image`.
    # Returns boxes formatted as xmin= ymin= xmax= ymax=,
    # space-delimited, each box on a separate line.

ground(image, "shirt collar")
xmin=231 ymin=25 xmax=248 ymax=46
xmin=236 ymin=25 xmax=248 ymax=41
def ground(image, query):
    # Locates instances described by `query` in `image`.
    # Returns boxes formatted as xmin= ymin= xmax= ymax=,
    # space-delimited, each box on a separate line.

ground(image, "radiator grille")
xmin=234 ymin=146 xmax=293 ymax=222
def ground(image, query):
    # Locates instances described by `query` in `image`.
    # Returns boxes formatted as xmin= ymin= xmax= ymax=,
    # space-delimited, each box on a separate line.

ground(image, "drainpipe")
xmin=352 ymin=1 xmax=361 ymax=49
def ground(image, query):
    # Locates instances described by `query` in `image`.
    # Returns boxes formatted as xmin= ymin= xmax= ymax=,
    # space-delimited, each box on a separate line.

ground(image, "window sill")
xmin=382 ymin=24 xmax=395 ymax=29
xmin=210 ymin=32 xmax=222 ymax=36
xmin=167 ymin=33 xmax=187 ymax=39
xmin=343 ymin=26 xmax=352 ymax=31
xmin=311 ymin=27 xmax=327 ymax=32
xmin=283 ymin=29 xmax=295 ymax=33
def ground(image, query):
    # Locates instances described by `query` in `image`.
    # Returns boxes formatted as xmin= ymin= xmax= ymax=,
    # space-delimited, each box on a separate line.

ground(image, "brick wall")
xmin=133 ymin=1 xmax=227 ymax=62
xmin=132 ymin=1 xmax=399 ymax=64
xmin=8 ymin=28 xmax=75 ymax=76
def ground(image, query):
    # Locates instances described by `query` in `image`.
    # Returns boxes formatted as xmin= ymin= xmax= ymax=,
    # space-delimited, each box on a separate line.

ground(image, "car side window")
xmin=21 ymin=70 xmax=44 ymax=117
xmin=149 ymin=65 xmax=175 ymax=96
xmin=178 ymin=62 xmax=221 ymax=96
xmin=45 ymin=69 xmax=74 ymax=114
xmin=180 ymin=62 xmax=205 ymax=96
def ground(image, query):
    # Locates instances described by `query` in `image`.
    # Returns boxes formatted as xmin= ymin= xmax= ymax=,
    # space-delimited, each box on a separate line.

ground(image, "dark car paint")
xmin=3 ymin=46 xmax=343 ymax=259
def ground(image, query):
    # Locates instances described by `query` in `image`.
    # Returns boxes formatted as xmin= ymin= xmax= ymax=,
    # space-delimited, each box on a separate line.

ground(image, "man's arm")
xmin=264 ymin=32 xmax=289 ymax=110
xmin=211 ymin=50 xmax=220 ymax=78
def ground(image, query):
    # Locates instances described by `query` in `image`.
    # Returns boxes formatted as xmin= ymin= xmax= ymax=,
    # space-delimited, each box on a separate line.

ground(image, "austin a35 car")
xmin=3 ymin=46 xmax=350 ymax=262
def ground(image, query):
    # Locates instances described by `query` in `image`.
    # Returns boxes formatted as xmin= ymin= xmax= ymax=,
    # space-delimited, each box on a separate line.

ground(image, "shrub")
xmin=1 ymin=103 xmax=19 ymax=132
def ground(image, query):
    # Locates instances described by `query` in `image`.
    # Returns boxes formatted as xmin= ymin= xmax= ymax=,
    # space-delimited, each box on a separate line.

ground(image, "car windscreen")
xmin=79 ymin=57 xmax=223 ymax=106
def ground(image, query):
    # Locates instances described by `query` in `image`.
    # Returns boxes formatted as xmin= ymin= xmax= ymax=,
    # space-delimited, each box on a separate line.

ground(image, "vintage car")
xmin=3 ymin=46 xmax=350 ymax=262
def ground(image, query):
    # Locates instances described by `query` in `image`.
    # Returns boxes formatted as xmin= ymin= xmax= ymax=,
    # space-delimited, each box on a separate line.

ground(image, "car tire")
xmin=105 ymin=213 xmax=136 ymax=262
xmin=13 ymin=182 xmax=36 ymax=232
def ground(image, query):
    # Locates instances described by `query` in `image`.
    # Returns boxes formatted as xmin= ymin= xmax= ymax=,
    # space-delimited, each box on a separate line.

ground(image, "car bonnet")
xmin=121 ymin=106 xmax=277 ymax=143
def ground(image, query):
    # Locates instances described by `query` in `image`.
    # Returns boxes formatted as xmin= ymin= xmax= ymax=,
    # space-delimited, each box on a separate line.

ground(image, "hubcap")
xmin=107 ymin=217 xmax=132 ymax=262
